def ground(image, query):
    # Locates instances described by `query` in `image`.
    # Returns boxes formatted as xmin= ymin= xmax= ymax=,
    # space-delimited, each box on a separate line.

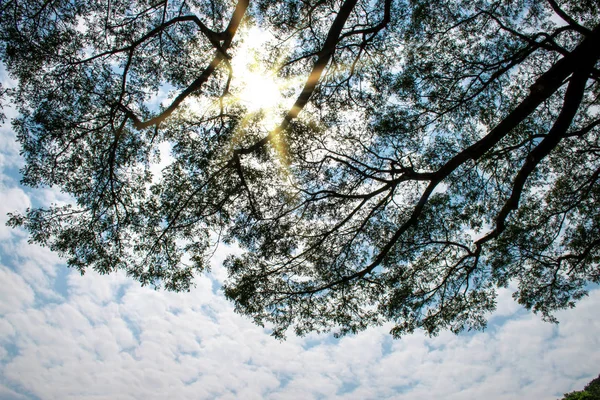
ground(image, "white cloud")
xmin=0 ymin=384 xmax=30 ymax=400
xmin=0 ymin=266 xmax=35 ymax=315
xmin=0 ymin=186 xmax=30 ymax=240
xmin=0 ymin=128 xmax=22 ymax=171
xmin=1 ymin=216 xmax=599 ymax=400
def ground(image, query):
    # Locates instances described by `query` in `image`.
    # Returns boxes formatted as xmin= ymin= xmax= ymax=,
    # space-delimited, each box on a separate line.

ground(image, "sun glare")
xmin=230 ymin=26 xmax=295 ymax=129
xmin=184 ymin=25 xmax=300 ymax=172
xmin=237 ymin=71 xmax=282 ymax=112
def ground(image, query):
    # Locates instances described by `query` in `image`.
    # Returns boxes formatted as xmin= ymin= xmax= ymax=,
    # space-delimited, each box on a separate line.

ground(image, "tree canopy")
xmin=1 ymin=0 xmax=599 ymax=338
xmin=561 ymin=374 xmax=600 ymax=400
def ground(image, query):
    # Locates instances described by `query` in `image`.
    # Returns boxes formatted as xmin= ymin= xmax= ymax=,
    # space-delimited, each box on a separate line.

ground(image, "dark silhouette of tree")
xmin=1 ymin=0 xmax=599 ymax=338
xmin=561 ymin=374 xmax=600 ymax=400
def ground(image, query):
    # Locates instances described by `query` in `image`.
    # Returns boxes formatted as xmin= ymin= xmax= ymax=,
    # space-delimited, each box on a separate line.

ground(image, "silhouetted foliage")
xmin=561 ymin=374 xmax=600 ymax=400
xmin=1 ymin=0 xmax=599 ymax=338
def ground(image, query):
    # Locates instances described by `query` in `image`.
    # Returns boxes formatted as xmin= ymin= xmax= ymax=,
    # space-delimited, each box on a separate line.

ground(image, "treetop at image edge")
xmin=1 ymin=0 xmax=599 ymax=338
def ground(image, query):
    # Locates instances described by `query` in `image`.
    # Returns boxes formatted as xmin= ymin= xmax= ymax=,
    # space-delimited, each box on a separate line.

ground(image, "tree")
xmin=1 ymin=0 xmax=599 ymax=338
xmin=561 ymin=374 xmax=600 ymax=400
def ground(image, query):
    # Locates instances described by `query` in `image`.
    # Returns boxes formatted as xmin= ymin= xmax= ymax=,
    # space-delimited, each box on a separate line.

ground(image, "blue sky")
xmin=0 ymin=70 xmax=599 ymax=400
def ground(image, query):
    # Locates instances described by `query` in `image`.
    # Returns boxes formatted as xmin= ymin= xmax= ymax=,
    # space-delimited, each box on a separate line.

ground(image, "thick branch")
xmin=124 ymin=0 xmax=249 ymax=129
xmin=77 ymin=15 xmax=223 ymax=65
xmin=235 ymin=0 xmax=361 ymax=156
xmin=546 ymin=0 xmax=592 ymax=36
xmin=289 ymin=22 xmax=600 ymax=295
xmin=475 ymin=62 xmax=596 ymax=248
xmin=125 ymin=54 xmax=224 ymax=129
xmin=338 ymin=0 xmax=392 ymax=40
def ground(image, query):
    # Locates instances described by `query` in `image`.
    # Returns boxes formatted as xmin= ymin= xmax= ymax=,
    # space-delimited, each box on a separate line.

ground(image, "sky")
xmin=1 ymin=66 xmax=600 ymax=400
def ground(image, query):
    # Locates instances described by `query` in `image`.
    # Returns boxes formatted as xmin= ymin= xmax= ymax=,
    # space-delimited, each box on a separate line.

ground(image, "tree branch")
xmin=123 ymin=0 xmax=249 ymax=129
xmin=546 ymin=0 xmax=592 ymax=36
xmin=475 ymin=57 xmax=595 ymax=249
xmin=285 ymin=22 xmax=600 ymax=296
xmin=235 ymin=0 xmax=361 ymax=156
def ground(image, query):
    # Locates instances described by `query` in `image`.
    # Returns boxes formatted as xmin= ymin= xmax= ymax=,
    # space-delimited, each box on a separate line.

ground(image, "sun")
xmin=229 ymin=26 xmax=295 ymax=129
xmin=236 ymin=70 xmax=282 ymax=112
xmin=217 ymin=24 xmax=303 ymax=171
